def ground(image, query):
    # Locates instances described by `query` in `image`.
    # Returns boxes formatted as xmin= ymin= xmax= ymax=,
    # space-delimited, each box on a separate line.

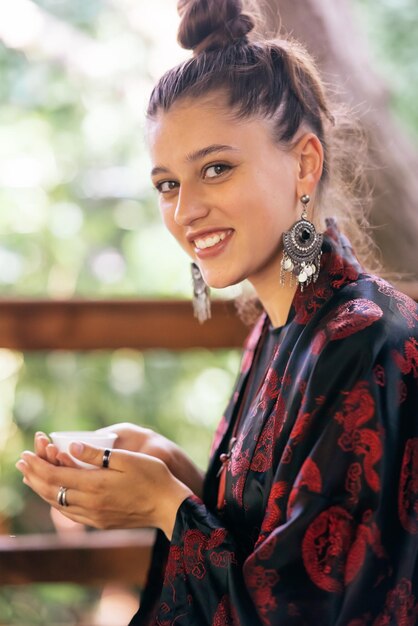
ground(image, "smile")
xmin=194 ymin=230 xmax=231 ymax=250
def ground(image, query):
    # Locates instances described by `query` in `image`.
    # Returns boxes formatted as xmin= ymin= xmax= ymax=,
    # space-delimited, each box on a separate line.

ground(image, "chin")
xmin=204 ymin=272 xmax=244 ymax=290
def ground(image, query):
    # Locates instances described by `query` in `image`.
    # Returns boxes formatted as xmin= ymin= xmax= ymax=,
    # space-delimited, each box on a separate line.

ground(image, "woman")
xmin=17 ymin=1 xmax=418 ymax=624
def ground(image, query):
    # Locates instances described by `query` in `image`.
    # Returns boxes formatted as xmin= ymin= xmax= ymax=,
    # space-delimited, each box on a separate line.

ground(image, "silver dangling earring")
xmin=280 ymin=194 xmax=323 ymax=292
xmin=191 ymin=262 xmax=211 ymax=323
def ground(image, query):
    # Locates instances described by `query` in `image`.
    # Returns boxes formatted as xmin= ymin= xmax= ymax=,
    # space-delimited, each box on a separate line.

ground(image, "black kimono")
xmin=130 ymin=219 xmax=418 ymax=626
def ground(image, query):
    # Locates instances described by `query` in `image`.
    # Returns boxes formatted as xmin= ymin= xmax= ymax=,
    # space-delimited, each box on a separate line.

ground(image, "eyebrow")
xmin=150 ymin=144 xmax=239 ymax=177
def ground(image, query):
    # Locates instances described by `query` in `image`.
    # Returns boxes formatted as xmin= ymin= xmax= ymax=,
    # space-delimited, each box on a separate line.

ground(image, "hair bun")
xmin=177 ymin=0 xmax=255 ymax=54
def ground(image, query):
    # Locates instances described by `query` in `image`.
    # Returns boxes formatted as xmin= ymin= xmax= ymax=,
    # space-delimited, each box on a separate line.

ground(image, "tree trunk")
xmin=261 ymin=0 xmax=418 ymax=283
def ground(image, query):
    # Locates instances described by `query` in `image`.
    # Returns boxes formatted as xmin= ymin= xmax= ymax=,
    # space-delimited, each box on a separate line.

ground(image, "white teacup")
xmin=49 ymin=430 xmax=117 ymax=469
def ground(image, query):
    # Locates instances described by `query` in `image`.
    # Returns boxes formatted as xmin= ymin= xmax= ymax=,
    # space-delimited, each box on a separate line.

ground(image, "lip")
xmin=186 ymin=228 xmax=233 ymax=244
xmin=192 ymin=229 xmax=234 ymax=259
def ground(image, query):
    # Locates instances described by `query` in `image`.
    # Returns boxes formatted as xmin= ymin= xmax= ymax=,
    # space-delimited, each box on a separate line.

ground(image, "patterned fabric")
xmin=130 ymin=219 xmax=418 ymax=626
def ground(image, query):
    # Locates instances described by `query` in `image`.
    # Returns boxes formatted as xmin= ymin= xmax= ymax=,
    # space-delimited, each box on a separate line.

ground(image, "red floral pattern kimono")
xmin=130 ymin=219 xmax=418 ymax=626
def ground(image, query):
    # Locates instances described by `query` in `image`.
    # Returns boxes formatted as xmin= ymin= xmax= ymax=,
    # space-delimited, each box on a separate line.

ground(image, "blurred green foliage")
xmin=0 ymin=0 xmax=417 ymax=623
xmin=354 ymin=0 xmax=418 ymax=137
xmin=0 ymin=584 xmax=94 ymax=626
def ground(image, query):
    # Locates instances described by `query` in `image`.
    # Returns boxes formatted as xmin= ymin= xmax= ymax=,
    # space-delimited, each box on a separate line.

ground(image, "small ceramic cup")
xmin=49 ymin=430 xmax=117 ymax=469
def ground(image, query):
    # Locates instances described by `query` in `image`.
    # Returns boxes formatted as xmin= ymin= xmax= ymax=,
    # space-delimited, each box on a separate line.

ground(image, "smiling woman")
xmin=17 ymin=1 xmax=418 ymax=625
xmin=147 ymin=99 xmax=316 ymax=322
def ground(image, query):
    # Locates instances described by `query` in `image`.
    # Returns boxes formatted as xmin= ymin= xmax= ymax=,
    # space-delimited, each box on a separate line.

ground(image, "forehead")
xmin=147 ymin=98 xmax=237 ymax=148
xmin=146 ymin=95 xmax=273 ymax=162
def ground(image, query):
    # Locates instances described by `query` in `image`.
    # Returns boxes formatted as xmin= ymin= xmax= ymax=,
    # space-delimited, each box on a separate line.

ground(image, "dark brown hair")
xmin=147 ymin=0 xmax=380 ymax=308
xmin=148 ymin=1 xmax=334 ymax=181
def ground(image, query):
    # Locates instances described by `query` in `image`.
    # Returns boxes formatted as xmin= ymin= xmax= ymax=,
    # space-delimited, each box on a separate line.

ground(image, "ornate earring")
xmin=280 ymin=194 xmax=323 ymax=291
xmin=191 ymin=262 xmax=211 ymax=323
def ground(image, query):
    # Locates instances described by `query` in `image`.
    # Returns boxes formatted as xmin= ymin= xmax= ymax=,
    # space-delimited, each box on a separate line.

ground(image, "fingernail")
xmin=70 ymin=442 xmax=84 ymax=456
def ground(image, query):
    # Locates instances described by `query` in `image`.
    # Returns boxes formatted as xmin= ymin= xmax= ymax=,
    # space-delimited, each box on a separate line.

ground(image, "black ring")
xmin=102 ymin=448 xmax=112 ymax=468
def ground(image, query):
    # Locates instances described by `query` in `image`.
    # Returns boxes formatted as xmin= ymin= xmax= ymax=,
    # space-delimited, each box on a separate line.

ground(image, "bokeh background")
xmin=0 ymin=0 xmax=417 ymax=624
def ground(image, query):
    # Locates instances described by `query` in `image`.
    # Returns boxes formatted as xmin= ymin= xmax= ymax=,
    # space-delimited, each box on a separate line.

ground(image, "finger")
xmin=35 ymin=436 xmax=60 ymax=466
xmin=69 ymin=442 xmax=126 ymax=471
xmin=16 ymin=459 xmax=28 ymax=474
xmin=54 ymin=486 xmax=101 ymax=511
xmin=19 ymin=451 xmax=98 ymax=493
xmin=34 ymin=432 xmax=50 ymax=460
xmin=56 ymin=451 xmax=80 ymax=468
xmin=35 ymin=431 xmax=49 ymax=443
xmin=18 ymin=460 xmax=56 ymax=507
xmin=19 ymin=459 xmax=82 ymax=510
xmin=47 ymin=486 xmax=94 ymax=525
xmin=51 ymin=487 xmax=118 ymax=529
xmin=45 ymin=444 xmax=60 ymax=465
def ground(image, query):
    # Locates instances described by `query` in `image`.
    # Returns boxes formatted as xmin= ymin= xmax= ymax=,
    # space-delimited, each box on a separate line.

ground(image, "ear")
xmin=294 ymin=133 xmax=324 ymax=197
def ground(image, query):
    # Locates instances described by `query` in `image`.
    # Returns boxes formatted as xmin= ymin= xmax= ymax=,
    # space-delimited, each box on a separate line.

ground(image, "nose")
xmin=174 ymin=185 xmax=210 ymax=226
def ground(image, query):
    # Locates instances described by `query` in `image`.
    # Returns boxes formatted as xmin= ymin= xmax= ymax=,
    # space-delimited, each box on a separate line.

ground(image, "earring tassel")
xmin=191 ymin=262 xmax=211 ymax=323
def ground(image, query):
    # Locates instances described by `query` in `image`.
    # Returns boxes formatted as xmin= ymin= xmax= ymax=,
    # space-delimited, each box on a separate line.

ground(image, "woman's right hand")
xmin=34 ymin=424 xmax=205 ymax=498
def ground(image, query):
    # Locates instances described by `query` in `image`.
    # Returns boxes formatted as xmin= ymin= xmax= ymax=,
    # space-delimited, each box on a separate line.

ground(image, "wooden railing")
xmin=0 ymin=529 xmax=155 ymax=587
xmin=0 ymin=298 xmax=247 ymax=351
xmin=0 ymin=298 xmax=248 ymax=587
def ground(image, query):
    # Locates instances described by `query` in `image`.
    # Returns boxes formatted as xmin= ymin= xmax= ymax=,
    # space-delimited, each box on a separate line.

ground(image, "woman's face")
xmin=147 ymin=96 xmax=301 ymax=291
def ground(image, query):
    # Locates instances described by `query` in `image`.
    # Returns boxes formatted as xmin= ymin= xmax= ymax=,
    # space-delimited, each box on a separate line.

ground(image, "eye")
xmin=155 ymin=180 xmax=178 ymax=194
xmin=203 ymin=163 xmax=231 ymax=179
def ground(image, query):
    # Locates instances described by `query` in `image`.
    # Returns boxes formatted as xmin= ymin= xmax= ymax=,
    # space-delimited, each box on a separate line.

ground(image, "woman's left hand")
xmin=16 ymin=442 xmax=192 ymax=540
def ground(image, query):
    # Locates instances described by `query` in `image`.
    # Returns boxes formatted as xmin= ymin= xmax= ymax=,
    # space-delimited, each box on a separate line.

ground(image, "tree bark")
xmin=261 ymin=0 xmax=418 ymax=282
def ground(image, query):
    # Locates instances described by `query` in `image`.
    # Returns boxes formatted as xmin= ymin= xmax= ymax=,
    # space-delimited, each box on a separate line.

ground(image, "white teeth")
xmin=194 ymin=231 xmax=228 ymax=250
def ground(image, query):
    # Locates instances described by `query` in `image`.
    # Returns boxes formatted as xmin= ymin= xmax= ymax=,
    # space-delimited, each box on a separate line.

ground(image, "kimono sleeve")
xmin=163 ymin=495 xmax=261 ymax=624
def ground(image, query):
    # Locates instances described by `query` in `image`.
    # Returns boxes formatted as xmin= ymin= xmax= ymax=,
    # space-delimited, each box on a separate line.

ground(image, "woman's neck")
xmin=249 ymin=270 xmax=297 ymax=329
